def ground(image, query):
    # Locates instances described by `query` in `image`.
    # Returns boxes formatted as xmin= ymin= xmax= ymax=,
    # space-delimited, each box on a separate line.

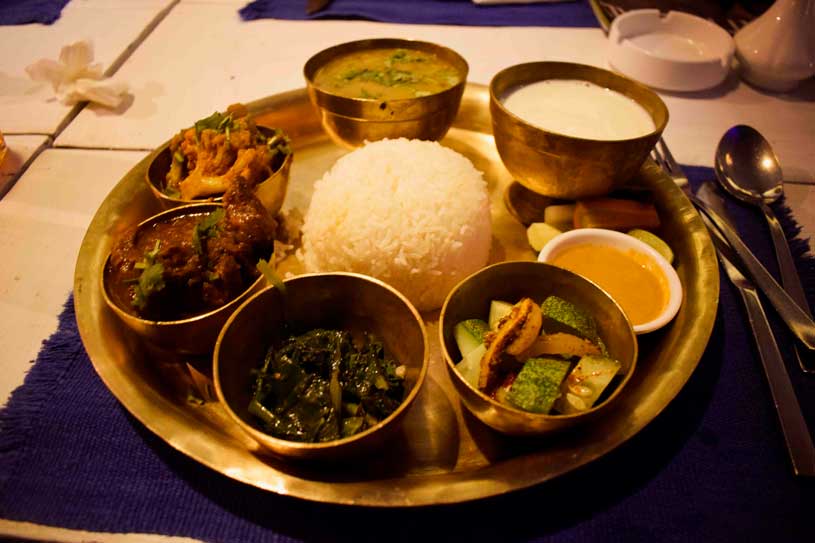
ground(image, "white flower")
xmin=25 ymin=40 xmax=128 ymax=108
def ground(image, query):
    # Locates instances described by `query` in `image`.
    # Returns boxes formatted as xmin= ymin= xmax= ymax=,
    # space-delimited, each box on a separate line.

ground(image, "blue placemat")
xmin=0 ymin=0 xmax=70 ymax=25
xmin=239 ymin=0 xmax=600 ymax=27
xmin=1 ymin=167 xmax=813 ymax=542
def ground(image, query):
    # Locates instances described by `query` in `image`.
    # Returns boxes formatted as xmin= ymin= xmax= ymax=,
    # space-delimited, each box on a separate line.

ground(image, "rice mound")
xmin=301 ymin=138 xmax=492 ymax=311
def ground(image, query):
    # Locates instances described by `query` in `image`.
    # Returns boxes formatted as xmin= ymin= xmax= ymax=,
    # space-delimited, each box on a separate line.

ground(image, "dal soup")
xmin=313 ymin=48 xmax=461 ymax=100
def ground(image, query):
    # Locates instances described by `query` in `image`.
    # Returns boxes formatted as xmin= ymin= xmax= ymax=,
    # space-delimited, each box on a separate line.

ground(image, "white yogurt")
xmin=502 ymin=79 xmax=655 ymax=141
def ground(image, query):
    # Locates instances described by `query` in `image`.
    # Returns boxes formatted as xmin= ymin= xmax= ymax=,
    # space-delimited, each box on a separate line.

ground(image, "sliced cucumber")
xmin=555 ymin=355 xmax=621 ymax=414
xmin=453 ymin=319 xmax=489 ymax=358
xmin=540 ymin=295 xmax=599 ymax=344
xmin=455 ymin=343 xmax=486 ymax=388
xmin=488 ymin=300 xmax=513 ymax=330
xmin=505 ymin=357 xmax=571 ymax=414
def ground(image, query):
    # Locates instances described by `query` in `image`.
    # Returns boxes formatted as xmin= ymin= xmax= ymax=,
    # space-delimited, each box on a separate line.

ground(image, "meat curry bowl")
xmin=439 ymin=261 xmax=638 ymax=436
xmin=145 ymin=104 xmax=292 ymax=214
xmin=102 ymin=179 xmax=277 ymax=354
xmin=304 ymin=38 xmax=468 ymax=148
xmin=213 ymin=273 xmax=429 ymax=461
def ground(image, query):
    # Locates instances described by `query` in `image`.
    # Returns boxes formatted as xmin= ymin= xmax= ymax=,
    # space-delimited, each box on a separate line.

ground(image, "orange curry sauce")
xmin=550 ymin=244 xmax=668 ymax=325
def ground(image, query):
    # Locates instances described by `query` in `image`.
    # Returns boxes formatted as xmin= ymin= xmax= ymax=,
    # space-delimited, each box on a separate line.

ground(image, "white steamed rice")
xmin=301 ymin=138 xmax=492 ymax=311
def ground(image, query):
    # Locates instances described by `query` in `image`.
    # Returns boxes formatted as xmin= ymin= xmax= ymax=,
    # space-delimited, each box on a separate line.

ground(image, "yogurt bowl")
xmin=489 ymin=62 xmax=667 ymax=199
xmin=538 ymin=228 xmax=682 ymax=334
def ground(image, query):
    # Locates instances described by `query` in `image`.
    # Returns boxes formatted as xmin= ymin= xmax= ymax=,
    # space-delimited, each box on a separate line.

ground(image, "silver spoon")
xmin=714 ymin=125 xmax=814 ymax=373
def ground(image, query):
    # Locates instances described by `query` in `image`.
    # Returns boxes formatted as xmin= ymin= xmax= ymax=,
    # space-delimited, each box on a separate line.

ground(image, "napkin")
xmin=0 ymin=0 xmax=70 ymax=25
xmin=0 ymin=168 xmax=813 ymax=542
xmin=25 ymin=40 xmax=129 ymax=109
xmin=239 ymin=0 xmax=600 ymax=27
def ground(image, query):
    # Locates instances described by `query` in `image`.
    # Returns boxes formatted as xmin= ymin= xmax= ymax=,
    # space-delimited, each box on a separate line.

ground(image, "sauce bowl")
xmin=439 ymin=261 xmax=637 ymax=436
xmin=490 ymin=62 xmax=668 ymax=199
xmin=538 ymin=228 xmax=683 ymax=334
xmin=214 ymin=273 xmax=429 ymax=461
xmin=304 ymin=38 xmax=468 ymax=148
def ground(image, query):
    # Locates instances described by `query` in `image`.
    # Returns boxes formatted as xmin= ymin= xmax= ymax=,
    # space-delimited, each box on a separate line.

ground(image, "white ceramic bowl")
xmin=608 ymin=9 xmax=735 ymax=92
xmin=537 ymin=228 xmax=683 ymax=334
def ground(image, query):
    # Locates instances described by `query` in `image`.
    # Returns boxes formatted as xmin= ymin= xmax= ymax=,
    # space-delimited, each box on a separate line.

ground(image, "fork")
xmin=651 ymin=138 xmax=689 ymax=188
xmin=702 ymin=198 xmax=815 ymax=477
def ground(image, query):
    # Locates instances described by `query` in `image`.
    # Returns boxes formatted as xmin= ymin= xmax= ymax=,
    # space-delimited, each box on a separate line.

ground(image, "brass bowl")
xmin=490 ymin=62 xmax=668 ymax=199
xmin=303 ymin=38 xmax=468 ymax=148
xmin=100 ymin=203 xmax=268 ymax=355
xmin=439 ymin=261 xmax=638 ymax=436
xmin=213 ymin=273 xmax=429 ymax=461
xmin=145 ymin=126 xmax=292 ymax=215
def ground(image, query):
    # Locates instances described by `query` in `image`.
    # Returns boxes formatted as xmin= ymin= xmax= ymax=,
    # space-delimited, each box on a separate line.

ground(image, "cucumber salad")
xmin=454 ymin=296 xmax=623 ymax=415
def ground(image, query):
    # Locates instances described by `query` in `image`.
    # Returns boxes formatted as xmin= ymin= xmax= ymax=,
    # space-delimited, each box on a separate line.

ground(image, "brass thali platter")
xmin=73 ymin=83 xmax=718 ymax=506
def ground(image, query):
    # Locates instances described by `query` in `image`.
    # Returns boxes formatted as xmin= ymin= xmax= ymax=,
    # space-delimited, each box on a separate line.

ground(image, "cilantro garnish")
xmin=132 ymin=240 xmax=165 ymax=310
xmin=192 ymin=208 xmax=225 ymax=256
xmin=193 ymin=111 xmax=238 ymax=144
xmin=163 ymin=185 xmax=181 ymax=199
xmin=256 ymin=258 xmax=286 ymax=295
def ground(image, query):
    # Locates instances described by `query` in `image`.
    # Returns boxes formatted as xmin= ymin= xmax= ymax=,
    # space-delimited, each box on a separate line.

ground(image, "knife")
xmin=698 ymin=182 xmax=815 ymax=477
xmin=306 ymin=0 xmax=333 ymax=15
xmin=690 ymin=190 xmax=815 ymax=351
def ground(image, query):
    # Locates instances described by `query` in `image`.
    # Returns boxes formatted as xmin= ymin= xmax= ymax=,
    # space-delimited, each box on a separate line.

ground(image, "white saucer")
xmin=607 ymin=9 xmax=735 ymax=92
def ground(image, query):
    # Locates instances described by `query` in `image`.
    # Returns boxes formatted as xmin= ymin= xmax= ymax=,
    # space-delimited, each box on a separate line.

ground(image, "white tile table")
xmin=0 ymin=134 xmax=50 ymax=196
xmin=0 ymin=0 xmax=175 ymax=135
xmin=56 ymin=6 xmax=611 ymax=150
xmin=53 ymin=5 xmax=815 ymax=187
xmin=0 ymin=148 xmax=147 ymax=404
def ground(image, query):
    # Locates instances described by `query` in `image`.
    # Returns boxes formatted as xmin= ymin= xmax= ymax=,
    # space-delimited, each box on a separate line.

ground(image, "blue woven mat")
xmin=1 ymin=167 xmax=813 ymax=542
xmin=0 ymin=0 xmax=70 ymax=25
xmin=239 ymin=0 xmax=600 ymax=27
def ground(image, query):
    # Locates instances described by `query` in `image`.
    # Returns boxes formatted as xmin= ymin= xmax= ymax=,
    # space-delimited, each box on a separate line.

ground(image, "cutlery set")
xmin=652 ymin=132 xmax=815 ymax=477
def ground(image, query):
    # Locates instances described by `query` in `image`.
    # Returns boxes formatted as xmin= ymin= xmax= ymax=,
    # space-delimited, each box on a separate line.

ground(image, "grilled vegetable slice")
xmin=520 ymin=332 xmax=602 ymax=359
xmin=479 ymin=298 xmax=543 ymax=392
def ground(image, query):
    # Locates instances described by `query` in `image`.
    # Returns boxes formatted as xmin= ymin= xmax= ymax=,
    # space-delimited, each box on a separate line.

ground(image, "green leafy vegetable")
xmin=132 ymin=240 xmax=165 ymax=310
xmin=248 ymin=329 xmax=406 ymax=443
